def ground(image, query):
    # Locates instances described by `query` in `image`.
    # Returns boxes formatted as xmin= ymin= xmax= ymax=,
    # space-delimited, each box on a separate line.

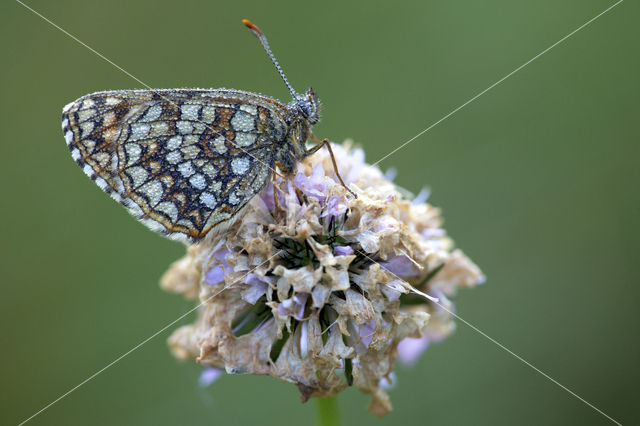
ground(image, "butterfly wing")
xmin=62 ymin=89 xmax=290 ymax=242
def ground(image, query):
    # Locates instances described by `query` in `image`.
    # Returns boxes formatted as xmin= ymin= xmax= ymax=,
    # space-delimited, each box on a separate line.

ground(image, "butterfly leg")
xmin=270 ymin=169 xmax=285 ymax=214
xmin=308 ymin=134 xmax=357 ymax=198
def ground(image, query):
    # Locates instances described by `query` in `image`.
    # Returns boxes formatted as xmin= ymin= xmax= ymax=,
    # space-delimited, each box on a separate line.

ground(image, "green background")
xmin=1 ymin=0 xmax=638 ymax=424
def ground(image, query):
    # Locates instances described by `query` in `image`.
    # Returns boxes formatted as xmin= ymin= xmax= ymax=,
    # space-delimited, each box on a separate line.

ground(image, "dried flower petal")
xmin=162 ymin=141 xmax=483 ymax=416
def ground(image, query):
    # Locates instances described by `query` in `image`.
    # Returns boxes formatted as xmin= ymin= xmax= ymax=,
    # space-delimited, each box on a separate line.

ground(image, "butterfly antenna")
xmin=243 ymin=19 xmax=298 ymax=99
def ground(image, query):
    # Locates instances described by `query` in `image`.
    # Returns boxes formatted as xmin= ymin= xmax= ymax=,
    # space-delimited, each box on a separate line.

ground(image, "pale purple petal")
xmin=260 ymin=182 xmax=276 ymax=211
xmin=334 ymin=245 xmax=354 ymax=256
xmin=342 ymin=148 xmax=365 ymax=183
xmin=242 ymin=273 xmax=269 ymax=304
xmin=359 ymin=319 xmax=376 ymax=348
xmin=300 ymin=321 xmax=308 ymax=358
xmin=293 ymin=293 xmax=308 ymax=320
xmin=284 ymin=180 xmax=298 ymax=204
xmin=294 ymin=164 xmax=328 ymax=200
xmin=397 ymin=336 xmax=430 ymax=365
xmin=205 ymin=266 xmax=226 ymax=285
xmin=214 ymin=247 xmax=230 ymax=263
xmin=421 ymin=228 xmax=446 ymax=239
xmin=411 ymin=187 xmax=431 ymax=205
xmin=373 ymin=216 xmax=397 ymax=232
xmin=199 ymin=367 xmax=223 ymax=387
xmin=384 ymin=167 xmax=397 ymax=181
xmin=311 ymin=284 xmax=330 ymax=308
xmin=245 ymin=273 xmax=266 ymax=286
xmin=277 ymin=298 xmax=292 ymax=317
xmin=379 ymin=372 xmax=397 ymax=390
xmin=380 ymin=280 xmax=405 ymax=301
xmin=321 ymin=194 xmax=347 ymax=217
xmin=351 ymin=148 xmax=365 ymax=166
xmin=380 ymin=255 xmax=420 ymax=277
xmin=277 ymin=293 xmax=309 ymax=320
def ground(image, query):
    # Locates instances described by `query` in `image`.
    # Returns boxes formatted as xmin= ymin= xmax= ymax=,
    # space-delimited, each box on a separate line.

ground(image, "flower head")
xmin=161 ymin=141 xmax=483 ymax=416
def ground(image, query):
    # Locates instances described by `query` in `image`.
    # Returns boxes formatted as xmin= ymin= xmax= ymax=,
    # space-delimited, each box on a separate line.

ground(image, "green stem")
xmin=316 ymin=395 xmax=341 ymax=426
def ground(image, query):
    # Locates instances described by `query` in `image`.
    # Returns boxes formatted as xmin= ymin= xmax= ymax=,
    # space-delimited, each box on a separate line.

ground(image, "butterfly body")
xmin=62 ymin=87 xmax=319 ymax=242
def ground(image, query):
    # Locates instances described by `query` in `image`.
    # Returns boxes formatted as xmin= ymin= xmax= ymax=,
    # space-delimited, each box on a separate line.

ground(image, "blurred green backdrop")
xmin=1 ymin=0 xmax=638 ymax=425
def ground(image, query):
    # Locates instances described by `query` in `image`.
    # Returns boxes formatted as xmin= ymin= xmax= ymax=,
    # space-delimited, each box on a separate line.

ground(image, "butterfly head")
xmin=294 ymin=88 xmax=320 ymax=125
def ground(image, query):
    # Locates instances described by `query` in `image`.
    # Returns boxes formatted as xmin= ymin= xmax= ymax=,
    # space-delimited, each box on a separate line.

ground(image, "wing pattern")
xmin=62 ymin=89 xmax=291 ymax=242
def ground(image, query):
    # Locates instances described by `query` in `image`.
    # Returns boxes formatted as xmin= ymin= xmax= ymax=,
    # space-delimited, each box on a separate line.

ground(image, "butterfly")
xmin=62 ymin=19 xmax=352 ymax=243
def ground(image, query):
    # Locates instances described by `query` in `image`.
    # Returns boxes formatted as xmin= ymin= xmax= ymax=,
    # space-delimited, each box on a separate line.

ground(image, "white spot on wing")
xmin=82 ymin=164 xmax=96 ymax=178
xmin=130 ymin=123 xmax=150 ymax=141
xmin=82 ymin=139 xmax=95 ymax=153
xmin=127 ymin=166 xmax=149 ymax=188
xmin=64 ymin=130 xmax=74 ymax=146
xmin=181 ymin=104 xmax=200 ymax=121
xmin=201 ymin=106 xmax=216 ymax=123
xmin=166 ymin=151 xmax=182 ymax=164
xmin=229 ymin=191 xmax=241 ymax=205
xmin=125 ymin=144 xmax=142 ymax=166
xmin=231 ymin=157 xmax=250 ymax=175
xmin=230 ymin=111 xmax=255 ymax=132
xmin=239 ymin=104 xmax=257 ymax=115
xmin=156 ymin=201 xmax=179 ymax=222
xmin=95 ymin=176 xmax=109 ymax=190
xmin=111 ymin=153 xmax=119 ymax=172
xmin=235 ymin=132 xmax=255 ymax=147
xmin=192 ymin=122 xmax=205 ymax=133
xmin=212 ymin=135 xmax=227 ymax=154
xmin=209 ymin=211 xmax=231 ymax=224
xmin=105 ymin=97 xmax=122 ymax=106
xmin=199 ymin=192 xmax=217 ymax=209
xmin=103 ymin=111 xmax=117 ymax=127
xmin=150 ymin=121 xmax=169 ymax=136
xmin=183 ymin=135 xmax=198 ymax=146
xmin=77 ymin=109 xmax=95 ymax=122
xmin=80 ymin=121 xmax=94 ymax=137
xmin=181 ymin=145 xmax=200 ymax=159
xmin=139 ymin=180 xmax=164 ymax=206
xmin=142 ymin=104 xmax=162 ymax=122
xmin=110 ymin=191 xmax=123 ymax=202
xmin=176 ymin=121 xmax=193 ymax=134
xmin=178 ymin=162 xmax=195 ymax=178
xmin=189 ymin=173 xmax=206 ymax=190
xmin=166 ymin=136 xmax=182 ymax=150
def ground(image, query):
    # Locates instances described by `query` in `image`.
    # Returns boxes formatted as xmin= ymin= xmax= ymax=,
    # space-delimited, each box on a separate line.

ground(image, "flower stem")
xmin=316 ymin=395 xmax=341 ymax=426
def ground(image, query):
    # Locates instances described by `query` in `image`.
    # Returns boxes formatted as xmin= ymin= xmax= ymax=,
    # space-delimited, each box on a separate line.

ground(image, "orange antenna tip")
xmin=241 ymin=19 xmax=297 ymax=99
xmin=242 ymin=19 xmax=262 ymax=36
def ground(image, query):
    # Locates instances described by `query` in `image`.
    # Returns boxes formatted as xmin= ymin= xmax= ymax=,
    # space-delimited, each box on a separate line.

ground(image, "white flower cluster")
xmin=162 ymin=142 xmax=483 ymax=415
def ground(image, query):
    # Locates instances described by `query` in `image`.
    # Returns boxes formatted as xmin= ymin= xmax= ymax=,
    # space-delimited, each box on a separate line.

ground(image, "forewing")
xmin=62 ymin=89 xmax=289 ymax=242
